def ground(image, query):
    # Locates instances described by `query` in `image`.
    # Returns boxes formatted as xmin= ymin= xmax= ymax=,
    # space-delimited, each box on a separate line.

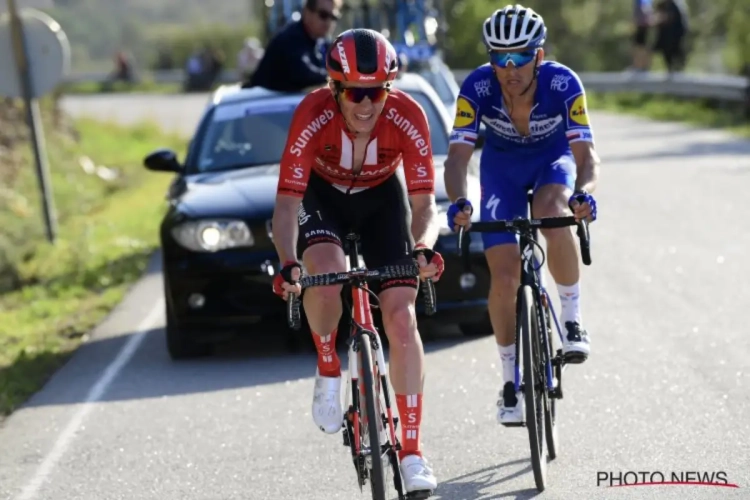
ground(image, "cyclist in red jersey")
xmin=271 ymin=28 xmax=442 ymax=495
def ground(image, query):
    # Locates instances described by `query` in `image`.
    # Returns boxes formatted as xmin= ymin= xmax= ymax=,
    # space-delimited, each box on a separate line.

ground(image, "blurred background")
xmin=13 ymin=0 xmax=750 ymax=91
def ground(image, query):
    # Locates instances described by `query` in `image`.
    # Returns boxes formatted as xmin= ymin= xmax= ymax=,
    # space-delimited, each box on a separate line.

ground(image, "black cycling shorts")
xmin=296 ymin=172 xmax=417 ymax=292
xmin=633 ymin=25 xmax=649 ymax=46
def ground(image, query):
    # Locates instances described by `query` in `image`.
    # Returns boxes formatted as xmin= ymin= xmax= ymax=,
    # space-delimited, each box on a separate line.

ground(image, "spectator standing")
xmin=247 ymin=0 xmax=341 ymax=92
xmin=631 ymin=0 xmax=654 ymax=71
xmin=653 ymin=0 xmax=689 ymax=73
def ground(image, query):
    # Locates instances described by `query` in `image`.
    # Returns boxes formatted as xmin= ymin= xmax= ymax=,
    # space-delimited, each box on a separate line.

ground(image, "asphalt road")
xmin=0 ymin=94 xmax=748 ymax=500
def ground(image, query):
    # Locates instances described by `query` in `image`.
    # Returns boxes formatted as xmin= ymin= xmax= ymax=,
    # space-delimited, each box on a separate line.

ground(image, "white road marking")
xmin=15 ymin=299 xmax=164 ymax=500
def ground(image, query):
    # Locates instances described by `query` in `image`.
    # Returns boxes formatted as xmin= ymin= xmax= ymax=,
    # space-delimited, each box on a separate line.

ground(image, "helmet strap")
xmin=519 ymin=53 xmax=540 ymax=97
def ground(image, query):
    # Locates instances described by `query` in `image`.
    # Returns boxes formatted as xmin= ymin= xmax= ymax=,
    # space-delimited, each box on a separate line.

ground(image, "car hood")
xmin=174 ymin=156 xmax=481 ymax=221
xmin=176 ymin=164 xmax=281 ymax=219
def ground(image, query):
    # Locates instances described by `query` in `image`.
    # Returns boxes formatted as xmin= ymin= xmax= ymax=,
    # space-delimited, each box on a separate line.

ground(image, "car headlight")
xmin=171 ymin=219 xmax=254 ymax=252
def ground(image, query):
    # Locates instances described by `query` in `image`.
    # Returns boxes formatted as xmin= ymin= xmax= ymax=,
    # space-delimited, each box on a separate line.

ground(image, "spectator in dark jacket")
xmin=247 ymin=0 xmax=341 ymax=92
xmin=653 ymin=0 xmax=689 ymax=73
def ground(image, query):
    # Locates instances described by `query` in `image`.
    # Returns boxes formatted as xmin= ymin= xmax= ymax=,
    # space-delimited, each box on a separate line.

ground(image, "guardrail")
xmin=64 ymin=69 xmax=749 ymax=102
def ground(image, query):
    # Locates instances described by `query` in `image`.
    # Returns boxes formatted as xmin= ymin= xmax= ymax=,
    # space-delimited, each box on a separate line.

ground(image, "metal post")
xmin=7 ymin=0 xmax=58 ymax=243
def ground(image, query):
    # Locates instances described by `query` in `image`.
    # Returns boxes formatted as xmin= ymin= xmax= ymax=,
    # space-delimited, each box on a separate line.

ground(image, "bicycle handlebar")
xmin=457 ymin=216 xmax=592 ymax=266
xmin=285 ymin=263 xmax=437 ymax=330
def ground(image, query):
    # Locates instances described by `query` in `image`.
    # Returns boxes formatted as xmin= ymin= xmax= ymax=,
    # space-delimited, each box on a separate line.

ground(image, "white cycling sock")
xmin=557 ymin=282 xmax=581 ymax=324
xmin=498 ymin=343 xmax=516 ymax=386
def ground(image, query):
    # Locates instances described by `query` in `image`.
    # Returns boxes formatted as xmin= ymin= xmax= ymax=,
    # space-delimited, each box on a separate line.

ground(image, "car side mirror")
xmin=144 ymin=148 xmax=182 ymax=172
xmin=475 ymin=125 xmax=486 ymax=150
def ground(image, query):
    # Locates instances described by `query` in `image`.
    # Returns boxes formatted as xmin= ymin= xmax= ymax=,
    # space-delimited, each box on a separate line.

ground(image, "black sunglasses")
xmin=316 ymin=9 xmax=339 ymax=21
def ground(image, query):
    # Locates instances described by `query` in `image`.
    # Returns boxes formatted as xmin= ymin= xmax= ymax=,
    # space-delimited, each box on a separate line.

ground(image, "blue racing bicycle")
xmin=457 ymin=190 xmax=592 ymax=492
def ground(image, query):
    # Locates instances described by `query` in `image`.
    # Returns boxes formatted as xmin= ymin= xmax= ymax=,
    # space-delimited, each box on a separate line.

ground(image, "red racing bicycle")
xmin=287 ymin=231 xmax=436 ymax=500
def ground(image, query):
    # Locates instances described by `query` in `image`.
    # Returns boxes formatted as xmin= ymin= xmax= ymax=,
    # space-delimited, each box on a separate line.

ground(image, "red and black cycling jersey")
xmin=277 ymin=87 xmax=435 ymax=198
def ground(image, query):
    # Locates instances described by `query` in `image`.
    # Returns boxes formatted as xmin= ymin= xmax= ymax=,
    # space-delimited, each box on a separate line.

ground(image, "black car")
xmin=144 ymin=74 xmax=491 ymax=360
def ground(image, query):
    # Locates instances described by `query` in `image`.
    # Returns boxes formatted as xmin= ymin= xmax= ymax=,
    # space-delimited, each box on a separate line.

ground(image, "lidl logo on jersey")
xmin=568 ymin=94 xmax=589 ymax=126
xmin=453 ymin=97 xmax=477 ymax=128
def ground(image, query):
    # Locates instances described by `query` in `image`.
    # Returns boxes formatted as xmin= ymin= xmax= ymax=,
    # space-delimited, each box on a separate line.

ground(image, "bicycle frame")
xmin=457 ymin=194 xmax=591 ymax=399
xmin=286 ymin=233 xmax=436 ymax=499
xmin=343 ymin=233 xmax=400 ymax=466
xmin=515 ymin=217 xmax=566 ymax=397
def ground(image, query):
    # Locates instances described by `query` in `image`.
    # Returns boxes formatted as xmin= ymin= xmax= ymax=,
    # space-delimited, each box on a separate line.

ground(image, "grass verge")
xmin=58 ymin=80 xmax=183 ymax=95
xmin=0 ymin=114 xmax=184 ymax=418
xmin=587 ymin=91 xmax=750 ymax=137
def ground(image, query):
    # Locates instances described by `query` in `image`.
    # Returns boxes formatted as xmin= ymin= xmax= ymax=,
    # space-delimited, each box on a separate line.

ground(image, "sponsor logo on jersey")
xmin=550 ymin=74 xmax=571 ymax=92
xmin=453 ymin=97 xmax=476 ymax=128
xmin=567 ymin=130 xmax=593 ymax=142
xmin=385 ymin=107 xmax=429 ymax=156
xmin=568 ymin=94 xmax=589 ymax=126
xmin=289 ymin=108 xmax=335 ymax=156
xmin=474 ymin=78 xmax=491 ymax=97
xmin=481 ymin=115 xmax=563 ymax=141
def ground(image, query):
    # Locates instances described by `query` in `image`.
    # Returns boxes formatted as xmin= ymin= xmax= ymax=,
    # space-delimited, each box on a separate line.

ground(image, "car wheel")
xmin=459 ymin=313 xmax=493 ymax=337
xmin=165 ymin=300 xmax=212 ymax=360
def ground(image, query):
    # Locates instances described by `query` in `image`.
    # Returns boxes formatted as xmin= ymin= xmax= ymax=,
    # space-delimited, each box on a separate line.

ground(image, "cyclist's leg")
xmin=297 ymin=174 xmax=348 ymax=434
xmin=479 ymin=151 xmax=536 ymax=425
xmin=532 ymin=152 xmax=590 ymax=361
xmin=357 ymin=175 xmax=436 ymax=493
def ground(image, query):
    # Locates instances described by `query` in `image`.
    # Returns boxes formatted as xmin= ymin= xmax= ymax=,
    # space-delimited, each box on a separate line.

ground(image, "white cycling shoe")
xmin=311 ymin=369 xmax=343 ymax=434
xmin=400 ymin=454 xmax=437 ymax=494
xmin=562 ymin=321 xmax=591 ymax=364
xmin=497 ymin=382 xmax=525 ymax=426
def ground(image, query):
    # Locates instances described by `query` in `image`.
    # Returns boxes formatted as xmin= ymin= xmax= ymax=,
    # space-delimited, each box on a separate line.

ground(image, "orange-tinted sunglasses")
xmin=337 ymin=85 xmax=390 ymax=104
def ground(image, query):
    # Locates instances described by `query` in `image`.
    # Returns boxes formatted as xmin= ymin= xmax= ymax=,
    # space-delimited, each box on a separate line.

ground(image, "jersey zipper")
xmin=344 ymin=133 xmax=376 ymax=196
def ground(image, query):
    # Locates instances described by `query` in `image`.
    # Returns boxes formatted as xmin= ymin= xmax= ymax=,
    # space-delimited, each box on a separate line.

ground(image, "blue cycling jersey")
xmin=449 ymin=61 xmax=594 ymax=154
xmin=449 ymin=61 xmax=595 ymax=248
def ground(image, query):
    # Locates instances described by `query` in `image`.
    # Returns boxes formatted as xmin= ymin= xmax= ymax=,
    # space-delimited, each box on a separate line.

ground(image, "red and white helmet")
xmin=326 ymin=29 xmax=398 ymax=84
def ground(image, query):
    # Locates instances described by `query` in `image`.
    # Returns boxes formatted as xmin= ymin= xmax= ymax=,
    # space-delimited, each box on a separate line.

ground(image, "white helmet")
xmin=483 ymin=4 xmax=547 ymax=51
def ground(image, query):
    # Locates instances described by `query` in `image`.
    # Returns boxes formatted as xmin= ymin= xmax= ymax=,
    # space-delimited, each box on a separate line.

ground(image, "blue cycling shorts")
xmin=479 ymin=147 xmax=576 ymax=249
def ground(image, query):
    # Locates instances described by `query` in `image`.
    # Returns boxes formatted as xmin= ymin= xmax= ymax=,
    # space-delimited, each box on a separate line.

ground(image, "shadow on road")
xmin=21 ymin=318 xmax=489 ymax=408
xmin=432 ymin=459 xmax=539 ymax=499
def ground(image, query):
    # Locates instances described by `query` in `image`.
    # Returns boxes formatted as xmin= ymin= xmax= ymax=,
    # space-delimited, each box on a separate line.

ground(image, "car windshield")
xmin=415 ymin=68 xmax=455 ymax=106
xmin=195 ymin=89 xmax=449 ymax=173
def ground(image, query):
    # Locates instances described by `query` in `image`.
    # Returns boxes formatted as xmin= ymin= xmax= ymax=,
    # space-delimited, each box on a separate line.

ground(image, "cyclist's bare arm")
xmin=400 ymin=93 xmax=438 ymax=248
xmin=443 ymin=142 xmax=474 ymax=202
xmin=274 ymin=93 xmax=320 ymax=263
xmin=569 ymin=141 xmax=600 ymax=194
xmin=272 ymin=194 xmax=303 ymax=263
xmin=410 ymin=193 xmax=439 ymax=248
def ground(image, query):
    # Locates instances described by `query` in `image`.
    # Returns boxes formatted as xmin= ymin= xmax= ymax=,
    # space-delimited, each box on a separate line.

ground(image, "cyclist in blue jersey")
xmin=443 ymin=4 xmax=600 ymax=426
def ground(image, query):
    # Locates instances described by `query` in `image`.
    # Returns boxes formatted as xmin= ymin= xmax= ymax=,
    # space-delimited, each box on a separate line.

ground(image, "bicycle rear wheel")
xmin=519 ymin=285 xmax=547 ymax=492
xmin=360 ymin=334 xmax=388 ymax=500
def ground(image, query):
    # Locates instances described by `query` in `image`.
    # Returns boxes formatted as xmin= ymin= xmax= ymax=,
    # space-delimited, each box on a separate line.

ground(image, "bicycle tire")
xmin=540 ymin=303 xmax=558 ymax=461
xmin=360 ymin=334 xmax=388 ymax=500
xmin=519 ymin=285 xmax=547 ymax=492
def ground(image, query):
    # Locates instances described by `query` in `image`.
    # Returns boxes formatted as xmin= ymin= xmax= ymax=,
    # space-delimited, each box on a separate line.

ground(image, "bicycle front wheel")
xmin=359 ymin=334 xmax=388 ymax=500
xmin=519 ymin=285 xmax=547 ymax=492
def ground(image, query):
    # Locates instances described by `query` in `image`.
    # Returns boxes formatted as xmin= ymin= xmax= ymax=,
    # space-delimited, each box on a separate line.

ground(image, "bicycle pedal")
xmin=563 ymin=351 xmax=587 ymax=365
xmin=405 ymin=489 xmax=434 ymax=499
xmin=500 ymin=421 xmax=525 ymax=428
